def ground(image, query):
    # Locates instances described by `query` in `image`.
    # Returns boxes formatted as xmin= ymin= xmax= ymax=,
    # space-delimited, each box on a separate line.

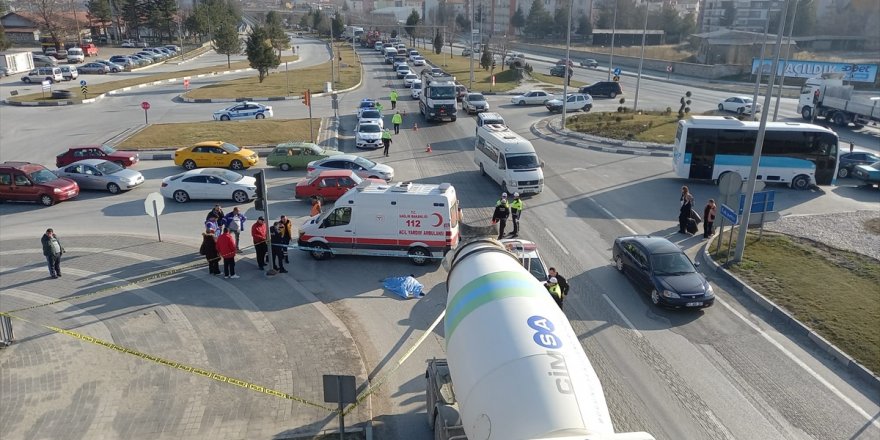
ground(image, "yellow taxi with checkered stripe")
xmin=173 ymin=141 xmax=259 ymax=171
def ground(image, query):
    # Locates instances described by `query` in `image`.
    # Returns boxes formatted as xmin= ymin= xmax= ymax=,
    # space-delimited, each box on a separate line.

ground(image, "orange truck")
xmin=80 ymin=43 xmax=98 ymax=57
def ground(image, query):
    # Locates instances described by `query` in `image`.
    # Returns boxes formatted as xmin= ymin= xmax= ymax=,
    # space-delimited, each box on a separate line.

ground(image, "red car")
xmin=295 ymin=170 xmax=384 ymax=202
xmin=0 ymin=161 xmax=79 ymax=206
xmin=56 ymin=145 xmax=140 ymax=168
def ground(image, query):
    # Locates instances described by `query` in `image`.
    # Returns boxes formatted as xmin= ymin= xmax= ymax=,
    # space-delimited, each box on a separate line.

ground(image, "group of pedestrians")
xmin=491 ymin=192 xmax=523 ymax=239
xmin=198 ymin=204 xmax=296 ymax=278
xmin=678 ymin=186 xmax=717 ymax=239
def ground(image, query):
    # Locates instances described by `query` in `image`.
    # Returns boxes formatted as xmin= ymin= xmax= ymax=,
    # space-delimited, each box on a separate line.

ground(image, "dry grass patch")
xmin=184 ymin=45 xmax=360 ymax=99
xmin=566 ymin=111 xmax=679 ymax=144
xmin=529 ymin=72 xmax=586 ymax=88
xmin=421 ymin=51 xmax=518 ymax=92
xmin=710 ymin=231 xmax=880 ymax=374
xmin=8 ymin=54 xmax=298 ymax=103
xmin=117 ymin=119 xmax=315 ymax=149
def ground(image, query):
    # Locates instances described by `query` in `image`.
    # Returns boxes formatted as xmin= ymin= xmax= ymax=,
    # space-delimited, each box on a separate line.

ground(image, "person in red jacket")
xmin=216 ymin=227 xmax=239 ymax=279
xmin=251 ymin=216 xmax=268 ymax=270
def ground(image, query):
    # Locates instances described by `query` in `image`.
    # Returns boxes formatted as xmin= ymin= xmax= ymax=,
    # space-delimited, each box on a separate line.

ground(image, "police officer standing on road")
xmin=391 ymin=111 xmax=403 ymax=134
xmin=545 ymin=277 xmax=564 ymax=310
xmin=509 ymin=192 xmax=523 ymax=237
xmin=492 ymin=193 xmax=510 ymax=240
xmin=382 ymin=128 xmax=393 ymax=157
xmin=547 ymin=267 xmax=569 ymax=299
xmin=390 ymin=90 xmax=398 ymax=110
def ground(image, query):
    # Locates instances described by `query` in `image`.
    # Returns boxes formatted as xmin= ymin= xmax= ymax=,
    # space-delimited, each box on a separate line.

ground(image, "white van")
xmin=384 ymin=47 xmax=398 ymax=64
xmin=298 ymin=181 xmax=461 ymax=265
xmin=476 ymin=112 xmax=505 ymax=135
xmin=474 ymin=124 xmax=544 ymax=195
xmin=21 ymin=67 xmax=63 ymax=83
xmin=66 ymin=47 xmax=85 ymax=63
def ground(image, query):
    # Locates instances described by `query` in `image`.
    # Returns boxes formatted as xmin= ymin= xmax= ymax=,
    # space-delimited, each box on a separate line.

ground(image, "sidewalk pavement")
xmin=0 ymin=234 xmax=369 ymax=440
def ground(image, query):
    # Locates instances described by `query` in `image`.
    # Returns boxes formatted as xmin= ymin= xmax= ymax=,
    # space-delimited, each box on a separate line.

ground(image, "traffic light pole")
xmin=254 ymin=170 xmax=277 ymax=276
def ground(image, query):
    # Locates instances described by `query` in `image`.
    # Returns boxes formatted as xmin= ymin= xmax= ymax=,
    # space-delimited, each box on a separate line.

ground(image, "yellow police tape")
xmin=0 ymin=310 xmax=337 ymax=412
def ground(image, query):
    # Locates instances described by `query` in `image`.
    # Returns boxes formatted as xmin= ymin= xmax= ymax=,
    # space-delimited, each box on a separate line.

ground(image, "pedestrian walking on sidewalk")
xmin=382 ymin=128 xmax=393 ymax=157
xmin=200 ymin=229 xmax=221 ymax=275
xmin=216 ymin=228 xmax=239 ymax=278
xmin=224 ymin=207 xmax=246 ymax=251
xmin=390 ymin=90 xmax=398 ymax=110
xmin=392 ymin=111 xmax=403 ymax=134
xmin=251 ymin=216 xmax=268 ymax=270
xmin=492 ymin=193 xmax=510 ymax=240
xmin=40 ymin=228 xmax=65 ymax=279
xmin=271 ymin=222 xmax=288 ymax=273
xmin=703 ymin=199 xmax=717 ymax=239
xmin=509 ymin=192 xmax=523 ymax=237
xmin=279 ymin=215 xmax=293 ymax=263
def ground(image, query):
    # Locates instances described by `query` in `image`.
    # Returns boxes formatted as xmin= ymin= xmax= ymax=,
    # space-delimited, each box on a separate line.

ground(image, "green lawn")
xmin=566 ymin=111 xmax=680 ymax=144
xmin=184 ymin=45 xmax=360 ymax=99
xmin=710 ymin=231 xmax=880 ymax=374
xmin=117 ymin=119 xmax=315 ymax=149
xmin=421 ymin=51 xmax=519 ymax=92
xmin=8 ymin=54 xmax=298 ymax=103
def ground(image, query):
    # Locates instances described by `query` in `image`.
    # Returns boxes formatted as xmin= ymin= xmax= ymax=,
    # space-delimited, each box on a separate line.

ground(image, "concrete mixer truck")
xmin=426 ymin=238 xmax=656 ymax=440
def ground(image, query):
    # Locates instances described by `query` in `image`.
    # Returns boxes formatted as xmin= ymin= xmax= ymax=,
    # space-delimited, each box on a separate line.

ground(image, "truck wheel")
xmin=433 ymin=414 xmax=444 ymax=440
xmin=310 ymin=243 xmax=332 ymax=260
xmin=791 ymin=174 xmax=810 ymax=190
xmin=832 ymin=112 xmax=847 ymax=127
xmin=409 ymin=247 xmax=430 ymax=265
xmin=801 ymin=106 xmax=812 ymax=120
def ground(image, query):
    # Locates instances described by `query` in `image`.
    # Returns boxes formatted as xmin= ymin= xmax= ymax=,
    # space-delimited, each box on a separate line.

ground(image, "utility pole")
xmin=469 ymin=0 xmax=475 ymax=88
xmin=560 ymin=0 xmax=574 ymax=131
xmin=772 ymin=0 xmax=800 ymax=121
xmin=750 ymin=8 xmax=773 ymax=121
xmin=607 ymin=0 xmax=619 ymax=81
xmin=633 ymin=0 xmax=650 ymax=111
xmin=70 ymin=0 xmax=83 ymax=46
xmin=734 ymin=0 xmax=791 ymax=263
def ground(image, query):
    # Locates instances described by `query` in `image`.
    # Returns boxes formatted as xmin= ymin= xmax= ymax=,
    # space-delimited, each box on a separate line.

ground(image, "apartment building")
xmin=698 ymin=0 xmax=784 ymax=33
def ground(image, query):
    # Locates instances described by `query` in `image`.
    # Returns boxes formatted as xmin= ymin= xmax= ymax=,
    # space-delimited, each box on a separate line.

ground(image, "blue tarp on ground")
xmin=383 ymin=275 xmax=424 ymax=299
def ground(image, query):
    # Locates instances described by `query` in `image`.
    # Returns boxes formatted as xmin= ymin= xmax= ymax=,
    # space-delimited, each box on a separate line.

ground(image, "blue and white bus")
xmin=672 ymin=116 xmax=839 ymax=189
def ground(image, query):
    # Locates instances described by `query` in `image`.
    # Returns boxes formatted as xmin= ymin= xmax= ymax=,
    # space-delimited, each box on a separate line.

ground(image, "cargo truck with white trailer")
xmin=799 ymin=73 xmax=880 ymax=128
xmin=427 ymin=238 xmax=656 ymax=440
xmin=419 ymin=75 xmax=458 ymax=122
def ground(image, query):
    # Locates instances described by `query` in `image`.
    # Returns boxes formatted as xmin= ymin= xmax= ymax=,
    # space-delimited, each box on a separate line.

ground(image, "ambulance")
xmin=297 ymin=181 xmax=461 ymax=265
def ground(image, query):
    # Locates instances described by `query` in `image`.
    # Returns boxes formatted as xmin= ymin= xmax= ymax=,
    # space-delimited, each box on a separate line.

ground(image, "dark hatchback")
xmin=612 ymin=236 xmax=714 ymax=309
xmin=579 ymin=81 xmax=623 ymax=98
xmin=838 ymin=151 xmax=880 ymax=178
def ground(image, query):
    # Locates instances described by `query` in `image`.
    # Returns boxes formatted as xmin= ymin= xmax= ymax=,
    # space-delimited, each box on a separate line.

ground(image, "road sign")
xmin=718 ymin=171 xmax=743 ymax=196
xmin=612 ymin=75 xmax=620 ymax=82
xmin=144 ymin=192 xmax=165 ymax=217
xmin=666 ymin=65 xmax=673 ymax=72
xmin=41 ymin=80 xmax=51 ymax=92
xmin=719 ymin=204 xmax=738 ymax=224
xmin=183 ymin=78 xmax=190 ymax=89
xmin=739 ymin=190 xmax=775 ymax=214
xmin=141 ymin=101 xmax=151 ymax=110
xmin=613 ymin=67 xmax=622 ymax=76
xmin=79 ymin=80 xmax=87 ymax=86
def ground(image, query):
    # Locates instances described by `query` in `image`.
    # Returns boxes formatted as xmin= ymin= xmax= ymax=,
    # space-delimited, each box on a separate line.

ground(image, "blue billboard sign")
xmin=751 ymin=59 xmax=878 ymax=83
xmin=738 ymin=191 xmax=775 ymax=214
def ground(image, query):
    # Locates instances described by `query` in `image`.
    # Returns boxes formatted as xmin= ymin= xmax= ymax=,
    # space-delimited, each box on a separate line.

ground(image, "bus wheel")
xmin=791 ymin=175 xmax=810 ymax=190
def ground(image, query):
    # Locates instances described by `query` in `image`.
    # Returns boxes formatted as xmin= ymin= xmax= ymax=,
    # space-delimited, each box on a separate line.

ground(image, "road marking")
xmin=716 ymin=297 xmax=880 ymax=428
xmin=589 ymin=195 xmax=880 ymax=427
xmin=545 ymin=228 xmax=570 ymax=255
xmin=602 ymin=294 xmax=643 ymax=338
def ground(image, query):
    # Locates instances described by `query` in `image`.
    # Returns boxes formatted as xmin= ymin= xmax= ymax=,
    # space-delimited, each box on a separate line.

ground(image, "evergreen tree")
xmin=405 ymin=10 xmax=420 ymax=46
xmin=792 ymin=0 xmax=817 ymax=36
xmin=433 ymin=30 xmax=444 ymax=54
xmin=525 ymin=0 xmax=553 ymax=38
xmin=246 ymin=25 xmax=280 ymax=82
xmin=554 ymin=3 xmax=569 ymax=38
xmin=147 ymin=0 xmax=178 ymax=42
xmin=480 ymin=48 xmax=492 ymax=70
xmin=455 ymin=13 xmax=470 ymax=33
xmin=265 ymin=10 xmax=289 ymax=54
xmin=510 ymin=6 xmax=525 ymax=34
xmin=577 ymin=13 xmax=592 ymax=36
xmin=213 ymin=20 xmax=241 ymax=67
xmin=311 ymin=9 xmax=325 ymax=34
xmin=0 ymin=1 xmax=9 ymax=51
xmin=86 ymin=0 xmax=112 ymax=38
xmin=720 ymin=1 xmax=736 ymax=27
xmin=331 ymin=12 xmax=345 ymax=38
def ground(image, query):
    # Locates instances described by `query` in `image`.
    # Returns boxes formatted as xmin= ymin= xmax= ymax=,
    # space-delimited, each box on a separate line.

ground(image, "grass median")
xmin=117 ymin=118 xmax=315 ymax=149
xmin=710 ymin=230 xmax=880 ymax=374
xmin=8 ymin=54 xmax=298 ymax=103
xmin=566 ymin=111 xmax=679 ymax=144
xmin=183 ymin=45 xmax=360 ymax=99
xmin=529 ymin=72 xmax=586 ymax=89
xmin=421 ymin=51 xmax=518 ymax=92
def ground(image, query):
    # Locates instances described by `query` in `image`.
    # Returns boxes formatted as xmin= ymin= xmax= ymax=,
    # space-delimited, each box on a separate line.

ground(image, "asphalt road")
xmin=1 ymin=40 xmax=878 ymax=440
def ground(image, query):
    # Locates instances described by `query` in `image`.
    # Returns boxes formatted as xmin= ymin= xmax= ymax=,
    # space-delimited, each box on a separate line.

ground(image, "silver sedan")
xmin=54 ymin=159 xmax=145 ymax=194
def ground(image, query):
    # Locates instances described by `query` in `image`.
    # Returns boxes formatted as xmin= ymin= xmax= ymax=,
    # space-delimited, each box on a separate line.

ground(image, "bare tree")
xmin=487 ymin=36 xmax=510 ymax=71
xmin=30 ymin=0 xmax=69 ymax=48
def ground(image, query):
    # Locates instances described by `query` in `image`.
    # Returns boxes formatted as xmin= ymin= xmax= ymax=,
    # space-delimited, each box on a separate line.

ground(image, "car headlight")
xmin=661 ymin=290 xmax=680 ymax=298
xmin=705 ymin=284 xmax=714 ymax=295
xmin=53 ymin=188 xmax=63 ymax=194
xmin=128 ymin=156 xmax=135 ymax=161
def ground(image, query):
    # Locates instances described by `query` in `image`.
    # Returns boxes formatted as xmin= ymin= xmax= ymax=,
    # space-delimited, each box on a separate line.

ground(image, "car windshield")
xmin=361 ymin=110 xmax=381 ymax=119
xmin=95 ymin=161 xmax=123 ymax=174
xmin=468 ymin=93 xmax=485 ymax=101
xmin=220 ymin=142 xmax=241 ymax=153
xmin=431 ymin=86 xmax=456 ymax=99
xmin=359 ymin=124 xmax=381 ymax=133
xmin=506 ymin=154 xmax=540 ymax=169
xmin=353 ymin=157 xmax=377 ymax=168
xmin=360 ymin=102 xmax=375 ymax=109
xmin=29 ymin=169 xmax=60 ymax=183
xmin=100 ymin=145 xmax=116 ymax=154
xmin=526 ymin=257 xmax=547 ymax=281
xmin=651 ymin=253 xmax=696 ymax=276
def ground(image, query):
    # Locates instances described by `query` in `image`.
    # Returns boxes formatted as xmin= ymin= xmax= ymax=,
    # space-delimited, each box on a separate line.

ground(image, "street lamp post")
xmin=772 ymin=0 xmax=800 ymax=121
xmin=750 ymin=8 xmax=773 ymax=121
xmin=607 ymin=0 xmax=619 ymax=81
xmin=633 ymin=1 xmax=650 ymax=111
xmin=560 ymin=0 xmax=575 ymax=131
xmin=469 ymin=0 xmax=475 ymax=88
xmin=70 ymin=0 xmax=83 ymax=46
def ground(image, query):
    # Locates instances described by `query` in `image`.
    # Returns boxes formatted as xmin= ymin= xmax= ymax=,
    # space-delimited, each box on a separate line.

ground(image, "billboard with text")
xmin=751 ymin=59 xmax=878 ymax=83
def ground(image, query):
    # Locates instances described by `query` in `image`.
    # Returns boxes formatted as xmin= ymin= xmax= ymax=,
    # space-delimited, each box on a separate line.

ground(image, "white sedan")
xmin=718 ymin=96 xmax=761 ymax=115
xmin=411 ymin=82 xmax=422 ymax=99
xmin=212 ymin=101 xmax=274 ymax=121
xmin=511 ymin=90 xmax=556 ymax=106
xmin=160 ymin=168 xmax=257 ymax=203
xmin=358 ymin=109 xmax=384 ymax=129
xmin=403 ymin=73 xmax=418 ymax=88
xmin=411 ymin=56 xmax=425 ymax=66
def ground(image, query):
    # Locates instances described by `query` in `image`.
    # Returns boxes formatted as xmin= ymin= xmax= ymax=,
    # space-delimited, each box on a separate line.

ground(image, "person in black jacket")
xmin=492 ymin=193 xmax=511 ymax=239
xmin=270 ymin=222 xmax=288 ymax=273
xmin=199 ymin=229 xmax=221 ymax=275
xmin=548 ymin=267 xmax=569 ymax=298
xmin=679 ymin=186 xmax=694 ymax=234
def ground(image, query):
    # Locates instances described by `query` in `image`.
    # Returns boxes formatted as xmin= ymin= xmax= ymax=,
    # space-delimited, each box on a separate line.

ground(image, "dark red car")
xmin=295 ymin=170 xmax=383 ymax=202
xmin=0 ymin=161 xmax=79 ymax=206
xmin=56 ymin=145 xmax=140 ymax=168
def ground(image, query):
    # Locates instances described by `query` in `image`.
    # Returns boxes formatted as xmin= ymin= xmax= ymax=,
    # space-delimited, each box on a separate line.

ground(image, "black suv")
xmin=549 ymin=65 xmax=572 ymax=78
xmin=579 ymin=81 xmax=623 ymax=98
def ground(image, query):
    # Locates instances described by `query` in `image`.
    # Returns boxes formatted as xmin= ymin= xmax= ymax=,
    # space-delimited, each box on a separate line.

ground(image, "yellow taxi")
xmin=173 ymin=141 xmax=259 ymax=170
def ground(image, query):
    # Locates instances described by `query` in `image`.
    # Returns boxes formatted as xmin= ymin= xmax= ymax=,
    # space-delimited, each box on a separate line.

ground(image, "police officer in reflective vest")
xmin=545 ymin=277 xmax=564 ymax=309
xmin=492 ymin=193 xmax=510 ymax=239
xmin=381 ymin=128 xmax=392 ymax=157
xmin=392 ymin=111 xmax=403 ymax=134
xmin=390 ymin=90 xmax=399 ymax=110
xmin=509 ymin=192 xmax=523 ymax=237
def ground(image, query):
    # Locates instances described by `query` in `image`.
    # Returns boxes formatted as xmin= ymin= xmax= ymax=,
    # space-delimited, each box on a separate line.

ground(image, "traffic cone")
xmin=425 ymin=144 xmax=432 ymax=153
xmin=413 ymin=123 xmax=418 ymax=132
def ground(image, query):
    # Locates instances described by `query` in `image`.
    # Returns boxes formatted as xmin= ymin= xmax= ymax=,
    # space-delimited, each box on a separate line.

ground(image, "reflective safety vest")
xmin=390 ymin=91 xmax=398 ymax=102
xmin=382 ymin=130 xmax=392 ymax=140
xmin=391 ymin=113 xmax=403 ymax=124
xmin=547 ymin=284 xmax=562 ymax=300
xmin=510 ymin=198 xmax=523 ymax=212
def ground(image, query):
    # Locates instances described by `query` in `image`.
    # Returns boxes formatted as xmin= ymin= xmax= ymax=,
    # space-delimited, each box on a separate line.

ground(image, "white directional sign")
xmin=144 ymin=192 xmax=165 ymax=217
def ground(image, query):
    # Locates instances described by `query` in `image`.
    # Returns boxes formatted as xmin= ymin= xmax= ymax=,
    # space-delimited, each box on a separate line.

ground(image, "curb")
xmin=530 ymin=117 xmax=674 ymax=157
xmin=122 ymin=146 xmax=276 ymax=161
xmin=698 ymin=242 xmax=879 ymax=387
